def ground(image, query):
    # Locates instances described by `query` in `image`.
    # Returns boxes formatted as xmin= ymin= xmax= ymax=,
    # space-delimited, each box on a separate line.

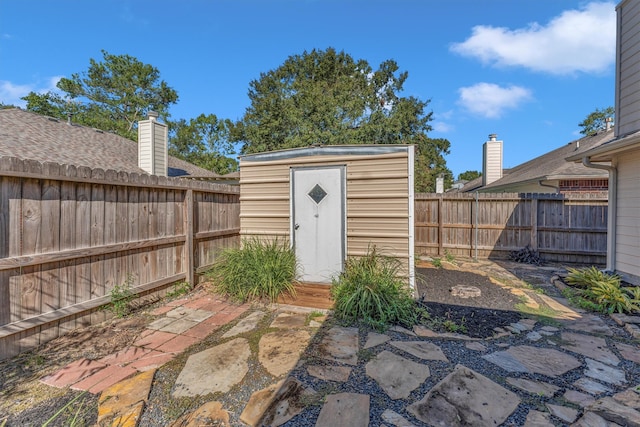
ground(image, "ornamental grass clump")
xmin=207 ymin=237 xmax=297 ymax=303
xmin=331 ymin=246 xmax=418 ymax=330
xmin=564 ymin=266 xmax=640 ymax=314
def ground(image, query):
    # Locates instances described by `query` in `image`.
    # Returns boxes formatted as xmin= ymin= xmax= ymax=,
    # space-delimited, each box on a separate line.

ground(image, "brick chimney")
xmin=482 ymin=133 xmax=503 ymax=186
xmin=138 ymin=111 xmax=168 ymax=177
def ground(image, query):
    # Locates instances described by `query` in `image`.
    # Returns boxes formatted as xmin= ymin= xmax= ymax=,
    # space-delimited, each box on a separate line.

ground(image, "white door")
xmin=292 ymin=166 xmax=345 ymax=283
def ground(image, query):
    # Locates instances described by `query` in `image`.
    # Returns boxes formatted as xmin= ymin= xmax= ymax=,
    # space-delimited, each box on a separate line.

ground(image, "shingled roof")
xmin=456 ymin=129 xmax=613 ymax=193
xmin=0 ymin=108 xmax=222 ymax=179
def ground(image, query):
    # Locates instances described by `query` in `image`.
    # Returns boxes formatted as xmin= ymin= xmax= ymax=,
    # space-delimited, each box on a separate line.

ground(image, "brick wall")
xmin=559 ymin=179 xmax=608 ymax=193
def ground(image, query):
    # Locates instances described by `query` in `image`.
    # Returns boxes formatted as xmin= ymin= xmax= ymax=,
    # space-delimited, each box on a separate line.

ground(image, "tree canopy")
xmin=168 ymin=114 xmax=238 ymax=175
xmin=23 ymin=50 xmax=178 ymax=141
xmin=578 ymin=106 xmax=614 ymax=136
xmin=236 ymin=48 xmax=450 ymax=191
xmin=458 ymin=170 xmax=481 ymax=182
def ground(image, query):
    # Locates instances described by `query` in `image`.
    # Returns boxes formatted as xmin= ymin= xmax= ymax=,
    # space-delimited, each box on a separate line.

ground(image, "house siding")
xmin=240 ymin=147 xmax=413 ymax=284
xmin=616 ymin=0 xmax=640 ymax=136
xmin=615 ymin=147 xmax=640 ymax=281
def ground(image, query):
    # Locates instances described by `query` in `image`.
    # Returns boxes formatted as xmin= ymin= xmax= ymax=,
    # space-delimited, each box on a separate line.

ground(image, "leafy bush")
xmin=166 ymin=281 xmax=192 ymax=299
xmin=331 ymin=246 xmax=418 ymax=330
xmin=107 ymin=275 xmax=135 ymax=318
xmin=207 ymin=237 xmax=297 ymax=302
xmin=564 ymin=266 xmax=640 ymax=314
xmin=565 ymin=266 xmax=620 ymax=288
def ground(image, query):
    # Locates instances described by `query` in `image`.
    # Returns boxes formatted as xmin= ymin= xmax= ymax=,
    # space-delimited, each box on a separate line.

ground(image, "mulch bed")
xmin=416 ymin=266 xmax=524 ymax=338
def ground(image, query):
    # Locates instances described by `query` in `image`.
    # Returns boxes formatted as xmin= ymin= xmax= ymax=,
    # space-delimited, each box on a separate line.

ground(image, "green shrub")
xmin=166 ymin=281 xmax=192 ymax=299
xmin=331 ymin=245 xmax=417 ymax=330
xmin=107 ymin=275 xmax=135 ymax=318
xmin=564 ymin=267 xmax=640 ymax=314
xmin=565 ymin=266 xmax=620 ymax=288
xmin=207 ymin=237 xmax=297 ymax=303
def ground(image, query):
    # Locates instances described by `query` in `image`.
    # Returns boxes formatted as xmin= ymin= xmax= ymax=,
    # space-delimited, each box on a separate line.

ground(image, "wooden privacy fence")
xmin=0 ymin=157 xmax=240 ymax=360
xmin=415 ymin=192 xmax=608 ymax=265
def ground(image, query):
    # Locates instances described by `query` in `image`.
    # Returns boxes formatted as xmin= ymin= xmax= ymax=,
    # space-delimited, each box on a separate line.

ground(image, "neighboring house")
xmin=456 ymin=131 xmax=612 ymax=194
xmin=566 ymin=0 xmax=640 ymax=285
xmin=0 ymin=108 xmax=224 ymax=180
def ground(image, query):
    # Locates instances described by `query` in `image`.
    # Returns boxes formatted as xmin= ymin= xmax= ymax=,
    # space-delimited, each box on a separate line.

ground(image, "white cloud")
xmin=450 ymin=2 xmax=616 ymax=75
xmin=433 ymin=121 xmax=453 ymax=133
xmin=457 ymin=83 xmax=533 ymax=119
xmin=0 ymin=81 xmax=33 ymax=107
xmin=0 ymin=76 xmax=64 ymax=107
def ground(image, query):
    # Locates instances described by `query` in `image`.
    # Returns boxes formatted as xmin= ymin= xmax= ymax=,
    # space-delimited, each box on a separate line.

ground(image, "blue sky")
xmin=0 ymin=1 xmax=616 ymax=178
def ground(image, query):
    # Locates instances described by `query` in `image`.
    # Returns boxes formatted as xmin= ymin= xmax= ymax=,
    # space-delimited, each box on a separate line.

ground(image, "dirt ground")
xmin=0 ymin=258 xmax=564 ymax=425
xmin=415 ymin=258 xmax=566 ymax=338
xmin=0 ymin=313 xmax=153 ymax=424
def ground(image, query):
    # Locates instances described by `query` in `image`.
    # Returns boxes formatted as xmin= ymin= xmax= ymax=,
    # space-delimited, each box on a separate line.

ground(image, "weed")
xmin=331 ymin=245 xmax=418 ymax=330
xmin=444 ymin=251 xmax=455 ymax=263
xmin=166 ymin=281 xmax=192 ymax=299
xmin=306 ymin=310 xmax=325 ymax=325
xmin=432 ymin=258 xmax=442 ymax=268
xmin=303 ymin=383 xmax=339 ymax=406
xmin=357 ymin=348 xmax=376 ymax=362
xmin=206 ymin=237 xmax=297 ymax=303
xmin=107 ymin=275 xmax=135 ymax=318
xmin=442 ymin=319 xmax=467 ymax=334
xmin=42 ymin=391 xmax=91 ymax=427
xmin=515 ymin=301 xmax=560 ymax=319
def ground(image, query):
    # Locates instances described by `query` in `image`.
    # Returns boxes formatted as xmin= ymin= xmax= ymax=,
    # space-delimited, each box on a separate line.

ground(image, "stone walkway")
xmin=40 ymin=273 xmax=640 ymax=426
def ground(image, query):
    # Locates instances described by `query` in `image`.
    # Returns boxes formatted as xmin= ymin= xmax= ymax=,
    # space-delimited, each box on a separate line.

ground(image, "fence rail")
xmin=415 ymin=192 xmax=608 ymax=264
xmin=0 ymin=165 xmax=609 ymax=361
xmin=0 ymin=157 xmax=240 ymax=360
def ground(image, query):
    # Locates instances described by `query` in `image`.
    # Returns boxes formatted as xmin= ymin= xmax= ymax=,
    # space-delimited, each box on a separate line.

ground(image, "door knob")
xmin=294 ymin=223 xmax=300 ymax=230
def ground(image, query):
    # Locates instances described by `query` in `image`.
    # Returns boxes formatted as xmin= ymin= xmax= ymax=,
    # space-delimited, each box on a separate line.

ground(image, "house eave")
xmin=566 ymin=131 xmax=640 ymax=162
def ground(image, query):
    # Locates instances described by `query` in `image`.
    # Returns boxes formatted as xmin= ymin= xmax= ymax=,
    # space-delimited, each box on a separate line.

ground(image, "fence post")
xmin=530 ymin=196 xmax=538 ymax=250
xmin=437 ymin=195 xmax=443 ymax=256
xmin=185 ymin=189 xmax=194 ymax=286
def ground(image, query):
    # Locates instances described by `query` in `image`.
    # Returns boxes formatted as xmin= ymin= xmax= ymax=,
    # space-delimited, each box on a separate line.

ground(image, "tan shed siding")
xmin=617 ymin=0 xmax=640 ymax=135
xmin=615 ymin=148 xmax=640 ymax=279
xmin=240 ymin=147 xmax=412 ymax=283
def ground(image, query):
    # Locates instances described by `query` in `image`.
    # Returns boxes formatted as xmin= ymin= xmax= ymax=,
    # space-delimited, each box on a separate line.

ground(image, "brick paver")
xmin=41 ymin=358 xmax=107 ymax=388
xmin=155 ymin=335 xmax=199 ymax=353
xmin=127 ymin=351 xmax=176 ymax=371
xmin=71 ymin=364 xmax=138 ymax=394
xmin=133 ymin=330 xmax=177 ymax=349
xmin=98 ymin=346 xmax=153 ymax=366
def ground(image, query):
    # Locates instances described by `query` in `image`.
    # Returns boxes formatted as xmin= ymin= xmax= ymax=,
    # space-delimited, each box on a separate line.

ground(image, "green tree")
xmin=458 ymin=170 xmax=481 ymax=181
xmin=236 ymin=48 xmax=450 ymax=190
xmin=22 ymin=50 xmax=178 ymax=141
xmin=578 ymin=106 xmax=614 ymax=136
xmin=168 ymin=114 xmax=238 ymax=175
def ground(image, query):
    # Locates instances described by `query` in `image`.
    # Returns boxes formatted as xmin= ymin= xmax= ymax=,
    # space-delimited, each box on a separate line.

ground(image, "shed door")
xmin=292 ymin=166 xmax=345 ymax=283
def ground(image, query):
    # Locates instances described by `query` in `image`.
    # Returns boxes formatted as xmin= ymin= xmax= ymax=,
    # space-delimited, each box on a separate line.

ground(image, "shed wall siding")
xmin=240 ymin=150 xmax=411 ymax=279
xmin=615 ymin=147 xmax=640 ymax=280
xmin=617 ymin=0 xmax=640 ymax=136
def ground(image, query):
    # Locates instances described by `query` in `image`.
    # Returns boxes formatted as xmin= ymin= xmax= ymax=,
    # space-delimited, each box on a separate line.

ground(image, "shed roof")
xmin=0 ymin=108 xmax=222 ymax=179
xmin=240 ymin=144 xmax=412 ymax=162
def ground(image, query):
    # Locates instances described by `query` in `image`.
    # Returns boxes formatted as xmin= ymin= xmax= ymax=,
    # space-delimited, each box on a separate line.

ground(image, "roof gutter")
xmin=538 ymin=180 xmax=559 ymax=193
xmin=581 ymin=156 xmax=616 ymax=271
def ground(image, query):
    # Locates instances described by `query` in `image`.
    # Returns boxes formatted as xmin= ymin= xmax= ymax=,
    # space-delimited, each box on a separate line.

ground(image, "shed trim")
xmin=241 ymin=145 xmax=411 ymax=162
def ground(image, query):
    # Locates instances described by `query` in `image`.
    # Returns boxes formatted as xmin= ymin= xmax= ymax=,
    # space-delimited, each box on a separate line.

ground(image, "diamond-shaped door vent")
xmin=308 ymin=184 xmax=327 ymax=204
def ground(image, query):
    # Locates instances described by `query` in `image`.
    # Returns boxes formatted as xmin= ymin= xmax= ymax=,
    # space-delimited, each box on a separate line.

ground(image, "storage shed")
xmin=239 ymin=145 xmax=415 ymax=291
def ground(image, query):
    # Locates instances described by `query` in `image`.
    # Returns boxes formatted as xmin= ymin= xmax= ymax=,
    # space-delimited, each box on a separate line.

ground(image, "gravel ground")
xmin=3 ymin=259 xmax=639 ymax=426
xmin=278 ymin=312 xmax=639 ymax=427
